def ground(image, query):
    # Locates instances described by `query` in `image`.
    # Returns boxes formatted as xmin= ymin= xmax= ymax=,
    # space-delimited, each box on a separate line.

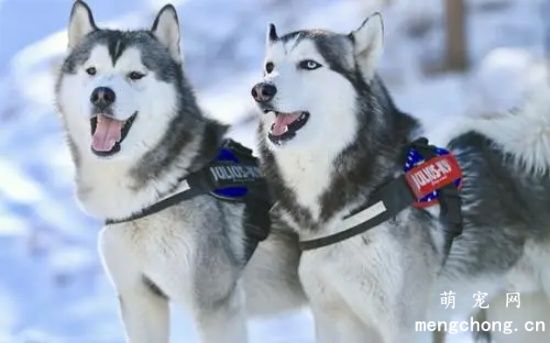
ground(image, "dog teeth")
xmin=300 ymin=113 xmax=306 ymax=120
xmin=283 ymin=126 xmax=289 ymax=133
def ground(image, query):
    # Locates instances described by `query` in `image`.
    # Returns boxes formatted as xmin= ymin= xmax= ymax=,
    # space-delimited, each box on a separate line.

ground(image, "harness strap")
xmin=242 ymin=195 xmax=272 ymax=260
xmin=104 ymin=139 xmax=272 ymax=262
xmin=105 ymin=181 xmax=196 ymax=225
xmin=300 ymin=175 xmax=415 ymax=250
xmin=411 ymin=138 xmax=463 ymax=265
xmin=299 ymin=138 xmax=464 ymax=265
xmin=438 ymin=184 xmax=463 ymax=266
xmin=105 ymin=168 xmax=214 ymax=225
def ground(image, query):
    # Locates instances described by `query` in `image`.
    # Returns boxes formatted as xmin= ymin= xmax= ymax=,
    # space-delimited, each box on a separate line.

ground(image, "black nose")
xmin=90 ymin=87 xmax=116 ymax=107
xmin=251 ymin=82 xmax=277 ymax=103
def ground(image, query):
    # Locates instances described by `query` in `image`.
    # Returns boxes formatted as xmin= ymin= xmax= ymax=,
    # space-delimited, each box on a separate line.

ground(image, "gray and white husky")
xmin=252 ymin=13 xmax=550 ymax=342
xmin=55 ymin=1 xmax=305 ymax=342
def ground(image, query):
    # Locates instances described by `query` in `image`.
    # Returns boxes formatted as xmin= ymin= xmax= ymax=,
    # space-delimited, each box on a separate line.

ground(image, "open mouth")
xmin=90 ymin=112 xmax=137 ymax=157
xmin=266 ymin=110 xmax=310 ymax=145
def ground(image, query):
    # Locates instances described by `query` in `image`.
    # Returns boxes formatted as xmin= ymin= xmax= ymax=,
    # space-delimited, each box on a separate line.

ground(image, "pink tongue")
xmin=91 ymin=115 xmax=123 ymax=152
xmin=271 ymin=112 xmax=302 ymax=136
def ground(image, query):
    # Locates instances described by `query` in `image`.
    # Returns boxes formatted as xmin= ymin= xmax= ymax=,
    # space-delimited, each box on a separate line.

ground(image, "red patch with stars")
xmin=404 ymin=154 xmax=462 ymax=207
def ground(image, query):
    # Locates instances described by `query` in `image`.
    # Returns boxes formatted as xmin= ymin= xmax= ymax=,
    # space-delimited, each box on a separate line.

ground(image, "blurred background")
xmin=0 ymin=0 xmax=548 ymax=342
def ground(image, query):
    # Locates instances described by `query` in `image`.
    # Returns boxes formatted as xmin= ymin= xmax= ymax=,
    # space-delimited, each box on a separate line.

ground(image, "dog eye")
xmin=299 ymin=60 xmax=321 ymax=70
xmin=85 ymin=67 xmax=97 ymax=76
xmin=265 ymin=62 xmax=274 ymax=74
xmin=128 ymin=71 xmax=145 ymax=80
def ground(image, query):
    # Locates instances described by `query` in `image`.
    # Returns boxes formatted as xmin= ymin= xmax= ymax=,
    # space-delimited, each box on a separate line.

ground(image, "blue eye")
xmin=86 ymin=67 xmax=97 ymax=76
xmin=299 ymin=60 xmax=321 ymax=70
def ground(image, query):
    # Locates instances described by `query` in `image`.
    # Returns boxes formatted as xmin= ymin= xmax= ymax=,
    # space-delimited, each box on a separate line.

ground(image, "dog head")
xmin=57 ymin=1 xmax=185 ymax=161
xmin=251 ymin=14 xmax=384 ymax=150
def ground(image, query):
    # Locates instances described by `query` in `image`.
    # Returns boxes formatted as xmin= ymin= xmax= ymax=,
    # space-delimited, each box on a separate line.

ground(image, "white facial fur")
xmin=261 ymin=38 xmax=358 ymax=152
xmin=259 ymin=14 xmax=383 ymax=153
xmin=258 ymin=38 xmax=358 ymax=218
xmin=58 ymin=46 xmax=178 ymax=161
xmin=257 ymin=15 xmax=384 ymax=219
xmin=57 ymin=2 xmax=187 ymax=219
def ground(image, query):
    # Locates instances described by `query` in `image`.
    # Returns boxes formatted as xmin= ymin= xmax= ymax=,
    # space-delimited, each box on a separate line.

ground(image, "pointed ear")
xmin=68 ymin=0 xmax=97 ymax=48
xmin=266 ymin=23 xmax=278 ymax=45
xmin=349 ymin=13 xmax=384 ymax=80
xmin=151 ymin=5 xmax=181 ymax=62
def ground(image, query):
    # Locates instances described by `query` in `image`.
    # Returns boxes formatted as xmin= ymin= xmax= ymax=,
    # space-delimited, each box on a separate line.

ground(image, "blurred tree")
xmin=545 ymin=0 xmax=550 ymax=83
xmin=445 ymin=0 xmax=468 ymax=71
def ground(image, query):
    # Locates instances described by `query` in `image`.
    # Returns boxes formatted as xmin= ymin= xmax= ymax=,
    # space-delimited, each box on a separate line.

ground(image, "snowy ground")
xmin=0 ymin=0 xmax=547 ymax=342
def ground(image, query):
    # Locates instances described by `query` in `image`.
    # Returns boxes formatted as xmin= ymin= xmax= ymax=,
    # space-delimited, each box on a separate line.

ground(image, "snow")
xmin=0 ymin=0 xmax=547 ymax=341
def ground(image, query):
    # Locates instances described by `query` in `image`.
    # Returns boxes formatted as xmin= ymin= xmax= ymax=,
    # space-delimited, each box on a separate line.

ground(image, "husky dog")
xmin=56 ymin=2 xmax=305 ymax=342
xmin=252 ymin=14 xmax=550 ymax=342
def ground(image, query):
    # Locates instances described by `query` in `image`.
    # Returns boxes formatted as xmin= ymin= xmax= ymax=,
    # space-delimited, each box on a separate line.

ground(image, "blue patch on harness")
xmin=404 ymin=147 xmax=462 ymax=204
xmin=217 ymin=148 xmax=240 ymax=163
xmin=213 ymin=187 xmax=249 ymax=198
xmin=213 ymin=147 xmax=248 ymax=199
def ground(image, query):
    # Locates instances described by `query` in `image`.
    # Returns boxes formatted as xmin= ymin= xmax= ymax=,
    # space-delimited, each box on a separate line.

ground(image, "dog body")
xmin=252 ymin=16 xmax=550 ymax=342
xmin=56 ymin=2 xmax=304 ymax=342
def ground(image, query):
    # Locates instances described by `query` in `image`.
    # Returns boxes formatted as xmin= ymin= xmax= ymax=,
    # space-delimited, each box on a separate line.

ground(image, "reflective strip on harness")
xmin=340 ymin=201 xmax=387 ymax=230
xmin=158 ymin=180 xmax=191 ymax=202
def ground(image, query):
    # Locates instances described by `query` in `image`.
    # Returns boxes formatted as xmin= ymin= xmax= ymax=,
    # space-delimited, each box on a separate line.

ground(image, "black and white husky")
xmin=252 ymin=13 xmax=550 ymax=342
xmin=55 ymin=1 xmax=305 ymax=342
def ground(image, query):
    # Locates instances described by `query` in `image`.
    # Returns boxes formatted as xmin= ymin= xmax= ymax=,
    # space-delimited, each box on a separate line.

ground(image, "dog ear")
xmin=68 ymin=0 xmax=97 ymax=48
xmin=266 ymin=23 xmax=278 ymax=45
xmin=152 ymin=5 xmax=182 ymax=63
xmin=349 ymin=13 xmax=384 ymax=81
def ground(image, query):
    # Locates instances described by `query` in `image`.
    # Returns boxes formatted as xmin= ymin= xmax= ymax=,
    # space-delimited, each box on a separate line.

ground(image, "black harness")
xmin=299 ymin=138 xmax=463 ymax=265
xmin=106 ymin=139 xmax=272 ymax=262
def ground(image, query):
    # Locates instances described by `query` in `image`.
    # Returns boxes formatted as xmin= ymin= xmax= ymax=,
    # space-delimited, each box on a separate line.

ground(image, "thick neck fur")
xmin=261 ymin=77 xmax=419 ymax=232
xmin=72 ymin=114 xmax=226 ymax=221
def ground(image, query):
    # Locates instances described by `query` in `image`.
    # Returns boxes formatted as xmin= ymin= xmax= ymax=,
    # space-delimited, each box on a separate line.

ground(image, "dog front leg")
xmin=99 ymin=228 xmax=170 ymax=343
xmin=193 ymin=284 xmax=248 ymax=343
xmin=118 ymin=284 xmax=170 ymax=343
xmin=311 ymin=303 xmax=381 ymax=343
